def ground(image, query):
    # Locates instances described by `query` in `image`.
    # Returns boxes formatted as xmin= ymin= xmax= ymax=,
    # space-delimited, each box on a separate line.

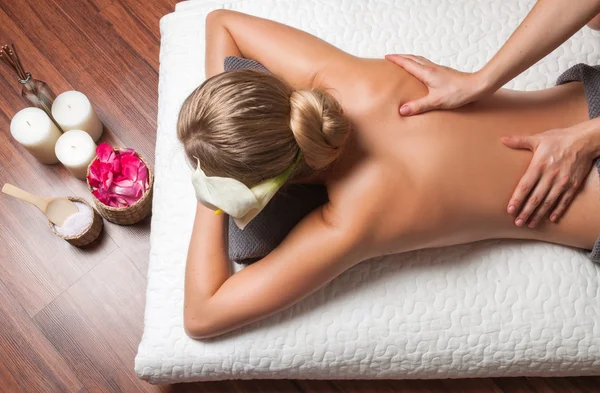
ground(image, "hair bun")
xmin=289 ymin=89 xmax=350 ymax=170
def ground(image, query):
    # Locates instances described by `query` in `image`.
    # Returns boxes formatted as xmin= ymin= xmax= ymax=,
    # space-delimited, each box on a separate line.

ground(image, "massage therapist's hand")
xmin=387 ymin=1 xmax=600 ymax=116
xmin=385 ymin=54 xmax=491 ymax=116
xmin=502 ymin=122 xmax=600 ymax=228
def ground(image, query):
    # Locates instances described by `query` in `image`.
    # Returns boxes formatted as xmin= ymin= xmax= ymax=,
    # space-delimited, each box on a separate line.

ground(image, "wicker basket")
xmin=86 ymin=149 xmax=154 ymax=225
xmin=49 ymin=197 xmax=103 ymax=247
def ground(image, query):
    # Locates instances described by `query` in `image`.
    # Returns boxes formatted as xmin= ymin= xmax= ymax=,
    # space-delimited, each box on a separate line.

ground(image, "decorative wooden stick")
xmin=0 ymin=43 xmax=63 ymax=131
xmin=1 ymin=44 xmax=26 ymax=80
xmin=10 ymin=44 xmax=28 ymax=79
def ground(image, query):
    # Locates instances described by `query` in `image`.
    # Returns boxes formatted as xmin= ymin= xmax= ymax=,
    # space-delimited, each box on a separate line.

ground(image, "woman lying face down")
xmin=177 ymin=9 xmax=600 ymax=340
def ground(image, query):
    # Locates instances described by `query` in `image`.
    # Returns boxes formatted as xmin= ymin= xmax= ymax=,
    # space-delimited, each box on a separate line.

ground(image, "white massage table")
xmin=135 ymin=0 xmax=600 ymax=383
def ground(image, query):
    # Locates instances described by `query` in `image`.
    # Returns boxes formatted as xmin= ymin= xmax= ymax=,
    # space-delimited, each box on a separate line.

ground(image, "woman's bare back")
xmin=321 ymin=58 xmax=600 ymax=256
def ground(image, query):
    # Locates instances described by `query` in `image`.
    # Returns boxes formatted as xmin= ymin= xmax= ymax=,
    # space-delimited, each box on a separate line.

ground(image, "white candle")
xmin=10 ymin=107 xmax=62 ymax=164
xmin=52 ymin=91 xmax=103 ymax=141
xmin=55 ymin=130 xmax=97 ymax=179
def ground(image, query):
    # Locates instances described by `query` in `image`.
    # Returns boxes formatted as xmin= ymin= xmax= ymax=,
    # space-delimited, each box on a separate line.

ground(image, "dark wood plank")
xmin=87 ymin=0 xmax=115 ymax=12
xmin=0 ymin=278 xmax=83 ymax=393
xmin=91 ymin=0 xmax=174 ymax=33
xmin=165 ymin=380 xmax=303 ymax=393
xmin=33 ymin=249 xmax=167 ymax=393
xmin=99 ymin=2 xmax=162 ymax=70
xmin=0 ymin=6 xmax=71 ymax=102
xmin=564 ymin=376 xmax=600 ymax=392
xmin=441 ymin=378 xmax=505 ymax=393
xmin=493 ymin=377 xmax=600 ymax=393
xmin=310 ymin=380 xmax=392 ymax=393
xmin=297 ymin=380 xmax=341 ymax=392
xmin=322 ymin=378 xmax=505 ymax=393
xmin=100 ymin=214 xmax=152 ymax=277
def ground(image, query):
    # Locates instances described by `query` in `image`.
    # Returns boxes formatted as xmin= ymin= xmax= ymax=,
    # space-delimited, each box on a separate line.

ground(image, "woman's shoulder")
xmin=317 ymin=57 xmax=423 ymax=117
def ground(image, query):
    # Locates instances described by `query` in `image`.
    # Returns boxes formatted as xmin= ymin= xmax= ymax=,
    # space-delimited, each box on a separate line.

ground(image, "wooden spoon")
xmin=2 ymin=184 xmax=79 ymax=227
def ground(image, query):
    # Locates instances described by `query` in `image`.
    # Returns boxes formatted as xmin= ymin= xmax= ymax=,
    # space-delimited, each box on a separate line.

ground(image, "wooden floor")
xmin=0 ymin=0 xmax=599 ymax=392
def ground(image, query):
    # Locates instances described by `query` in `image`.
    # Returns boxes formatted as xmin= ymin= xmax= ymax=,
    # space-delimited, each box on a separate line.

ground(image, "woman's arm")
xmin=204 ymin=10 xmax=242 ymax=77
xmin=184 ymin=203 xmax=365 ymax=339
xmin=204 ymin=9 xmax=355 ymax=87
xmin=386 ymin=0 xmax=600 ymax=116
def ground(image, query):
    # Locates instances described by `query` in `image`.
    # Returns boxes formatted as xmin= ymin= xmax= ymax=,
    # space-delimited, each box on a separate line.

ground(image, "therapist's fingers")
xmin=527 ymin=183 xmax=564 ymax=228
xmin=514 ymin=175 xmax=554 ymax=227
xmin=501 ymin=135 xmax=534 ymax=150
xmin=394 ymin=54 xmax=432 ymax=66
xmin=502 ymin=134 xmax=539 ymax=216
xmin=385 ymin=55 xmax=441 ymax=115
xmin=399 ymin=96 xmax=440 ymax=116
xmin=507 ymin=164 xmax=541 ymax=216
xmin=549 ymin=188 xmax=577 ymax=222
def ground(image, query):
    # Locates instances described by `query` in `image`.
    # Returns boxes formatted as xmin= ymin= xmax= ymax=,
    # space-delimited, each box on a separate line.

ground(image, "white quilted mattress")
xmin=135 ymin=0 xmax=600 ymax=383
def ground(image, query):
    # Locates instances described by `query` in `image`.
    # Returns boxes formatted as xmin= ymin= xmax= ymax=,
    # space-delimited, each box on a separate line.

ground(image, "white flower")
xmin=191 ymin=157 xmax=300 ymax=230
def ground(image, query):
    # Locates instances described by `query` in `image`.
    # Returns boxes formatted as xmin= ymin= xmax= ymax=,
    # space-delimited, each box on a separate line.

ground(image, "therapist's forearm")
xmin=478 ymin=0 xmax=600 ymax=92
xmin=580 ymin=117 xmax=600 ymax=158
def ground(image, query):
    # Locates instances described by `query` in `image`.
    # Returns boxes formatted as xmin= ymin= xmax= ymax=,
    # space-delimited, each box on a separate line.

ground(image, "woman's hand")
xmin=502 ymin=123 xmax=600 ymax=228
xmin=385 ymin=54 xmax=491 ymax=116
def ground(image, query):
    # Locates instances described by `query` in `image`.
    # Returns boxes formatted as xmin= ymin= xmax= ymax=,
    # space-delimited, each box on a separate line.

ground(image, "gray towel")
xmin=556 ymin=63 xmax=600 ymax=263
xmin=223 ymin=56 xmax=328 ymax=264
xmin=556 ymin=64 xmax=600 ymax=120
xmin=224 ymin=56 xmax=269 ymax=73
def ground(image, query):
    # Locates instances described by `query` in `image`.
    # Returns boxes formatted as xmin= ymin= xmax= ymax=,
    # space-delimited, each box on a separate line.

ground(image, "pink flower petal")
xmin=113 ymin=178 xmax=134 ymax=188
xmin=96 ymin=142 xmax=115 ymax=163
xmin=101 ymin=170 xmax=113 ymax=190
xmin=87 ymin=159 xmax=102 ymax=186
xmin=121 ymin=155 xmax=141 ymax=180
xmin=137 ymin=165 xmax=148 ymax=187
xmin=112 ymin=156 xmax=121 ymax=173
xmin=122 ymin=153 xmax=140 ymax=163
xmin=92 ymin=188 xmax=111 ymax=205
xmin=107 ymin=197 xmax=121 ymax=208
xmin=111 ymin=182 xmax=142 ymax=198
xmin=112 ymin=194 xmax=135 ymax=208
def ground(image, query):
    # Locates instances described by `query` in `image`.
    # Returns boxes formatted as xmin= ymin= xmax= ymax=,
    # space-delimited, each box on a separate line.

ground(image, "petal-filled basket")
xmin=86 ymin=149 xmax=154 ymax=225
xmin=49 ymin=196 xmax=103 ymax=247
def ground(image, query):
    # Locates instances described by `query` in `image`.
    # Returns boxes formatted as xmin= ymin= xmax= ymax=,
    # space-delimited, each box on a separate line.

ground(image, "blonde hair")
xmin=177 ymin=69 xmax=350 ymax=187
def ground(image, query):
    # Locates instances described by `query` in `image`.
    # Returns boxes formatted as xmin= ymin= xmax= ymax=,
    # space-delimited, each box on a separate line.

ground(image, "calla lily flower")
xmin=191 ymin=156 xmax=300 ymax=230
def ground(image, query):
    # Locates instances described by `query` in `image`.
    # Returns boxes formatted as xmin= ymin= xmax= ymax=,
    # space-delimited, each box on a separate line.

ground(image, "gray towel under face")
xmin=556 ymin=63 xmax=600 ymax=263
xmin=223 ymin=56 xmax=328 ymax=264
